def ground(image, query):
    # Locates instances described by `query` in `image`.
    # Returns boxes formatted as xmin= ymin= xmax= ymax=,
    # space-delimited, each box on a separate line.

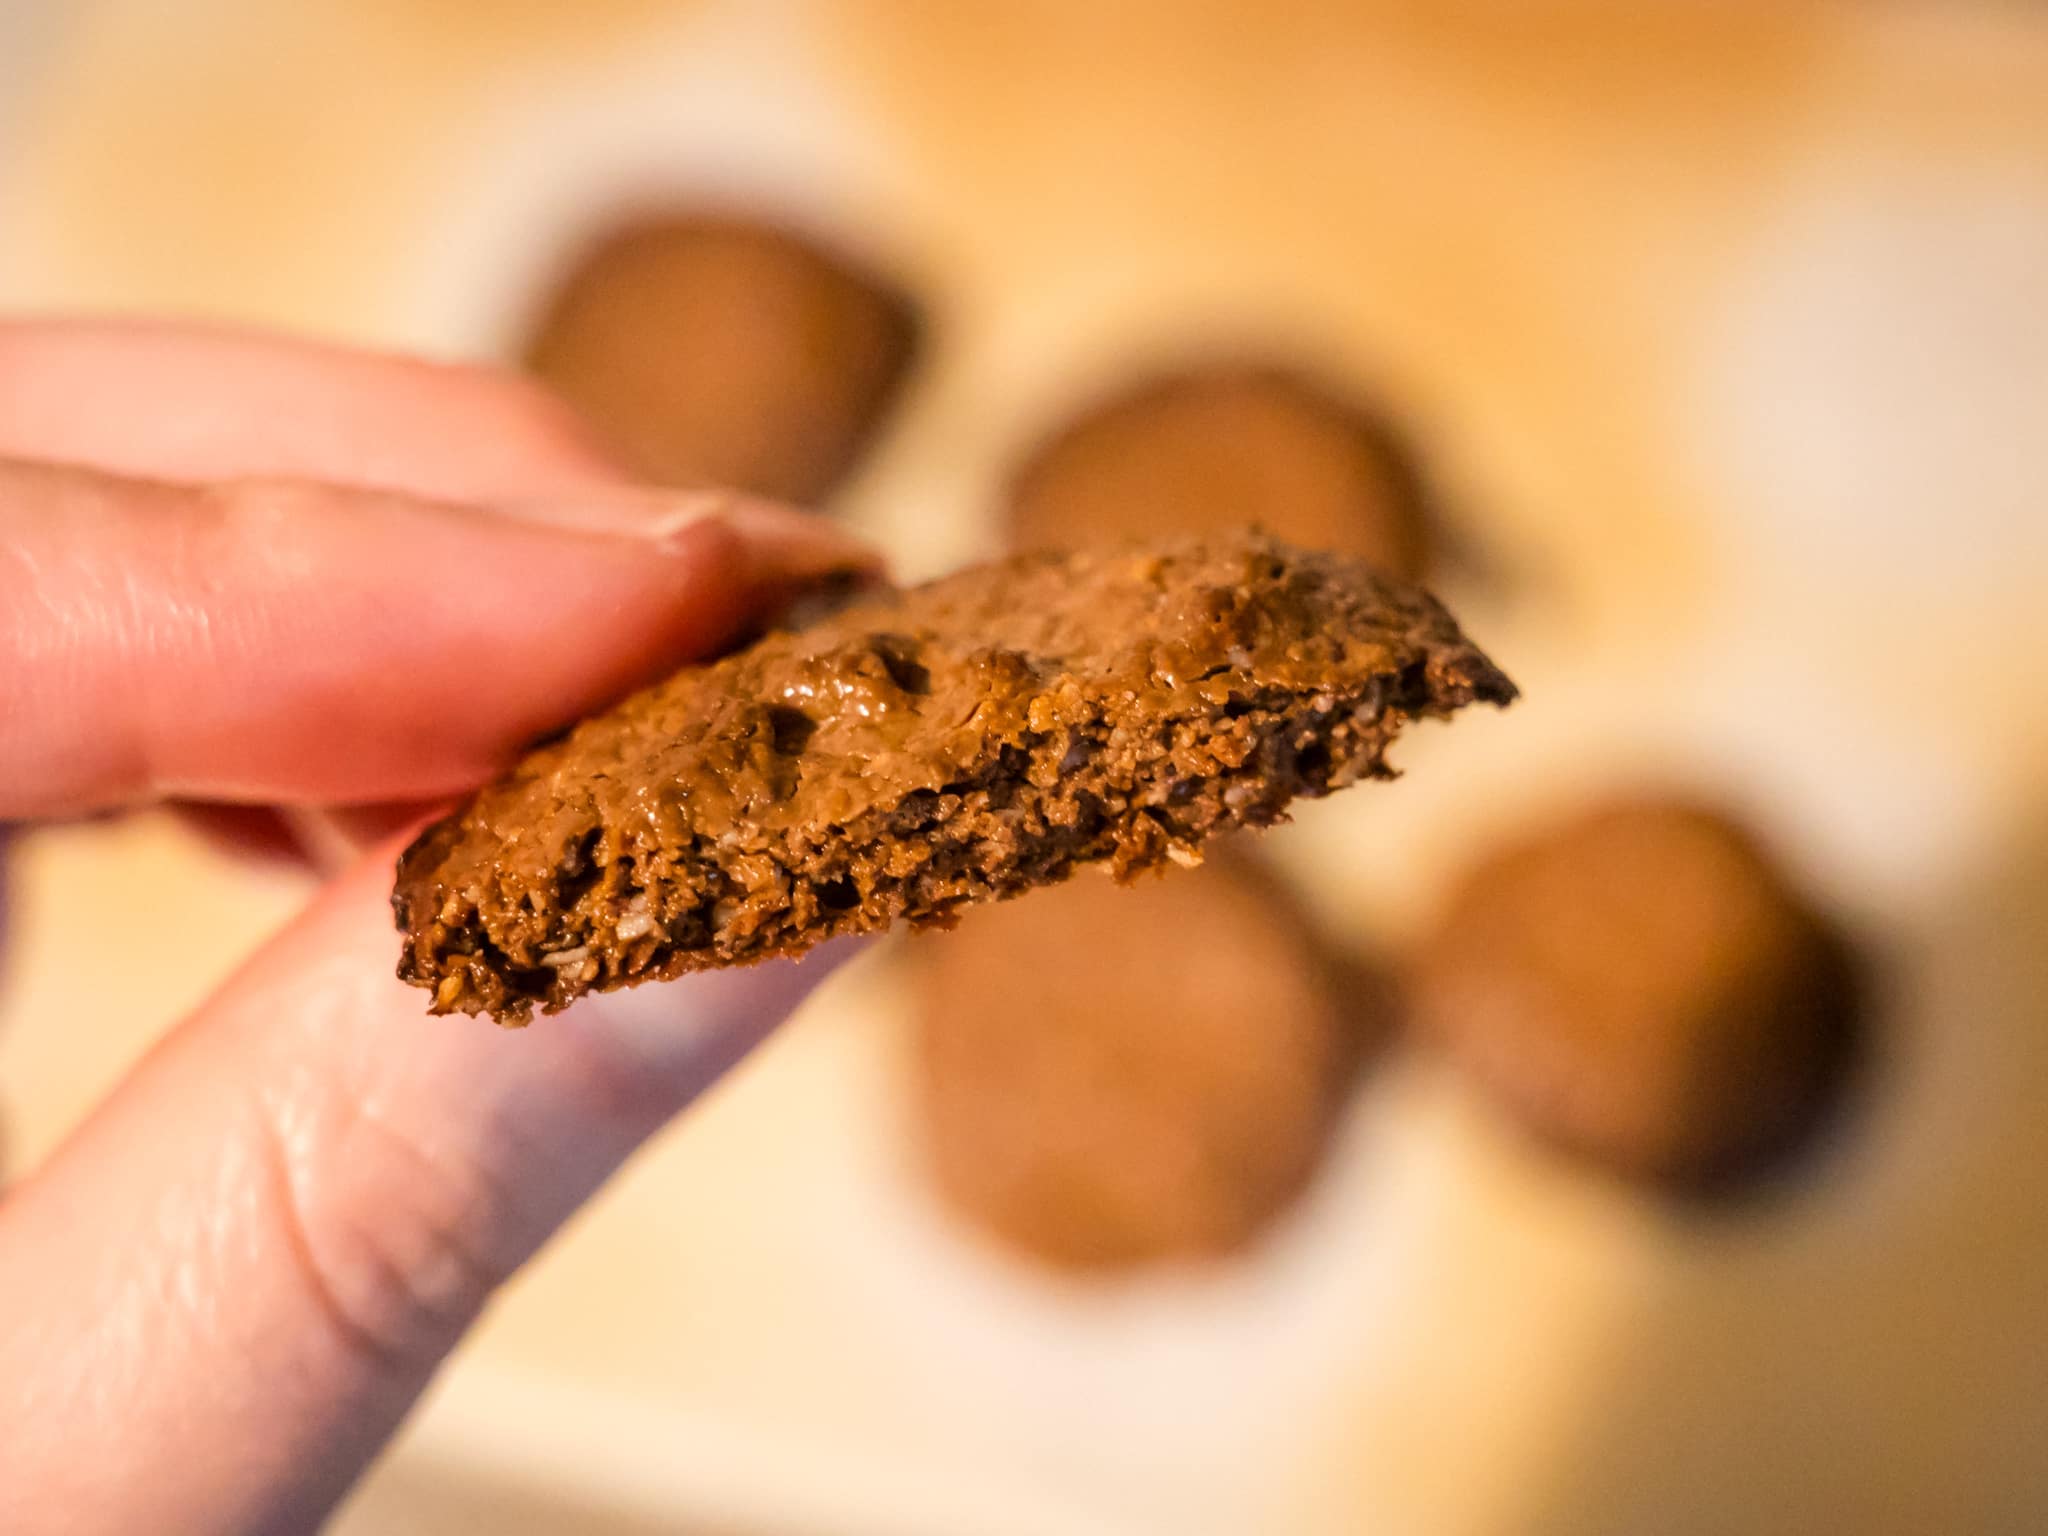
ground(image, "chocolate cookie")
xmin=913 ymin=851 xmax=1380 ymax=1269
xmin=522 ymin=214 xmax=919 ymax=502
xmin=1008 ymin=366 xmax=1434 ymax=580
xmin=395 ymin=533 xmax=1514 ymax=1023
xmin=1409 ymin=799 xmax=1862 ymax=1188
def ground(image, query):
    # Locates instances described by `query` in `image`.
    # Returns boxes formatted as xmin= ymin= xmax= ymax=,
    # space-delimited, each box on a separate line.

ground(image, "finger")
xmin=1 ymin=457 xmax=875 ymax=819
xmin=0 ymin=317 xmax=627 ymax=500
xmin=0 ymin=834 xmax=860 ymax=1534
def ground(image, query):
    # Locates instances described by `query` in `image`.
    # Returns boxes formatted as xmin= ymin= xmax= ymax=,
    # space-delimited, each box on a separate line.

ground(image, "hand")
xmin=0 ymin=320 xmax=877 ymax=1535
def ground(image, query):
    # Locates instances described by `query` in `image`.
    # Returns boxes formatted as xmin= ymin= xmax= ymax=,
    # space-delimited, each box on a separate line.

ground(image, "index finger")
xmin=0 ymin=458 xmax=873 ymax=819
xmin=0 ymin=318 xmax=627 ymax=501
xmin=0 ymin=320 xmax=878 ymax=819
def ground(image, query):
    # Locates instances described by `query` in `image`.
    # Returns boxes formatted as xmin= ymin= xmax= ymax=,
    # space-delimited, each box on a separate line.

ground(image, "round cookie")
xmin=522 ymin=214 xmax=920 ymax=503
xmin=1007 ymin=365 xmax=1433 ymax=580
xmin=1409 ymin=799 xmax=1862 ymax=1189
xmin=911 ymin=851 xmax=1378 ymax=1271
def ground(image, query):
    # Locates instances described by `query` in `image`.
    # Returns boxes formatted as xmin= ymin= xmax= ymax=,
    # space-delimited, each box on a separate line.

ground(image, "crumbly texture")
xmin=395 ymin=533 xmax=1514 ymax=1023
xmin=1409 ymin=798 xmax=1862 ymax=1189
xmin=1009 ymin=365 xmax=1435 ymax=580
xmin=912 ymin=849 xmax=1385 ymax=1269
xmin=522 ymin=214 xmax=919 ymax=503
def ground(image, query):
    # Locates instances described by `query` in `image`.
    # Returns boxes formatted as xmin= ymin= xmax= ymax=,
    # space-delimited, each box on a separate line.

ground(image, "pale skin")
xmin=0 ymin=320 xmax=879 ymax=1535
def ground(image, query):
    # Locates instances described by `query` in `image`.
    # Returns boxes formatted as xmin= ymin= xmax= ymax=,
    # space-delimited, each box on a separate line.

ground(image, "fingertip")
xmin=482 ymin=486 xmax=880 ymax=587
xmin=5 ymin=462 xmax=877 ymax=817
xmin=713 ymin=497 xmax=887 ymax=584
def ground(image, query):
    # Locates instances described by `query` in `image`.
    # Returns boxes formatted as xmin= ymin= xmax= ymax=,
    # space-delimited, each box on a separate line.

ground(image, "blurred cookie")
xmin=1008 ymin=365 xmax=1433 ymax=579
xmin=912 ymin=851 xmax=1380 ymax=1270
xmin=522 ymin=214 xmax=920 ymax=502
xmin=1410 ymin=799 xmax=1863 ymax=1189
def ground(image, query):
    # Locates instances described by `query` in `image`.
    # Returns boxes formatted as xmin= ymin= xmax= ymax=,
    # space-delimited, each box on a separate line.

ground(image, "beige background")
xmin=3 ymin=3 xmax=2046 ymax=1530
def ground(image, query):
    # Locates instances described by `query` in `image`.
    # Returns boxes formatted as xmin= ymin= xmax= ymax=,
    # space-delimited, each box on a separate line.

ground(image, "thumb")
xmin=0 ymin=832 xmax=857 ymax=1536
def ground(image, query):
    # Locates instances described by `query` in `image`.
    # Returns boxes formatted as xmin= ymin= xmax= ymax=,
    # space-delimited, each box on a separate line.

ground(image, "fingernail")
xmin=488 ymin=488 xmax=727 ymax=539
xmin=492 ymin=490 xmax=881 ymax=581
xmin=276 ymin=806 xmax=360 ymax=878
xmin=710 ymin=498 xmax=886 ymax=583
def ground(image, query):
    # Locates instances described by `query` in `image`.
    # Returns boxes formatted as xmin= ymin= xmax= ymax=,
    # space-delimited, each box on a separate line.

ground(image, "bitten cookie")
xmin=395 ymin=533 xmax=1514 ymax=1023
xmin=1009 ymin=366 xmax=1434 ymax=580
xmin=1409 ymin=798 xmax=1863 ymax=1188
xmin=523 ymin=214 xmax=919 ymax=503
xmin=913 ymin=850 xmax=1380 ymax=1269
